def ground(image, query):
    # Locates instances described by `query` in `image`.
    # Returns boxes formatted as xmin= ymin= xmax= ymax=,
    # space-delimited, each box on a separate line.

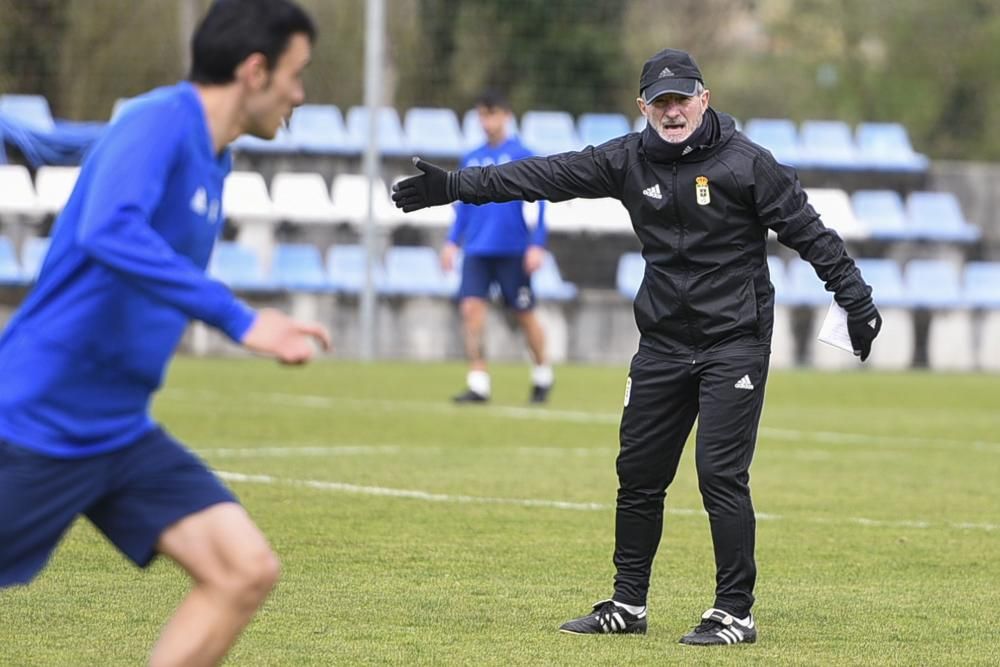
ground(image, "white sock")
xmin=467 ymin=370 xmax=491 ymax=397
xmin=613 ymin=600 xmax=646 ymax=616
xmin=531 ymin=364 xmax=553 ymax=388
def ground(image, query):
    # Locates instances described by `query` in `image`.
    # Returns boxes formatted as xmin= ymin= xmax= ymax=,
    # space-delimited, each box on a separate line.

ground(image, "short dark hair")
xmin=474 ymin=89 xmax=512 ymax=112
xmin=189 ymin=0 xmax=317 ymax=84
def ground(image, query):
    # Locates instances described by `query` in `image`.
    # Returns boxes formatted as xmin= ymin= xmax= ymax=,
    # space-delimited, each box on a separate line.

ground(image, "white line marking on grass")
xmin=166 ymin=389 xmax=1000 ymax=454
xmin=216 ymin=471 xmax=997 ymax=533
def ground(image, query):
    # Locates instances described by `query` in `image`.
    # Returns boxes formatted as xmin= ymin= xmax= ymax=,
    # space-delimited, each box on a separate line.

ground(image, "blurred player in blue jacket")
xmin=441 ymin=90 xmax=553 ymax=404
xmin=0 ymin=1 xmax=328 ymax=664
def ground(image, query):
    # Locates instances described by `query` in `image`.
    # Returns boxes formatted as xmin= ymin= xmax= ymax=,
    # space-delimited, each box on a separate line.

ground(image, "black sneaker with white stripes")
xmin=559 ymin=599 xmax=647 ymax=635
xmin=678 ymin=608 xmax=756 ymax=646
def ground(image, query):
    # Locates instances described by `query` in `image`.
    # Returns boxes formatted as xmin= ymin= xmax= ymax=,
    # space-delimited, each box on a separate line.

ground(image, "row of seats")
xmin=1 ymin=164 xmax=976 ymax=243
xmin=3 ymin=93 xmax=927 ymax=171
xmin=615 ymin=254 xmax=1000 ymax=309
xmin=0 ymin=236 xmax=579 ymax=301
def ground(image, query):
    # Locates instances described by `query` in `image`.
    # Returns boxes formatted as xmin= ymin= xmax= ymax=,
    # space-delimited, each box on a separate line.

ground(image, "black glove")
xmin=847 ymin=305 xmax=882 ymax=362
xmin=391 ymin=157 xmax=454 ymax=212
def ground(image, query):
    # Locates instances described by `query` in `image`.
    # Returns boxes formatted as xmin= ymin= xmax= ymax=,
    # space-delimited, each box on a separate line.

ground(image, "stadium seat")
xmin=34 ymin=166 xmax=79 ymax=215
xmin=851 ymin=190 xmax=910 ymax=241
xmin=326 ymin=244 xmax=386 ymax=293
xmin=382 ymin=246 xmax=454 ymax=297
xmin=531 ymin=251 xmax=577 ymax=301
xmin=223 ymin=171 xmax=274 ymax=222
xmin=330 ymin=173 xmax=403 ymax=227
xmin=852 ymin=258 xmax=914 ymax=370
xmin=271 ymin=243 xmax=330 ymax=292
xmin=743 ymin=118 xmax=799 ymax=165
xmin=963 ymin=262 xmax=1000 ymax=309
xmin=633 ymin=116 xmax=646 ymax=133
xmin=0 ymin=164 xmax=40 ymax=218
xmin=785 ymin=259 xmax=832 ymax=306
xmin=270 ymin=172 xmax=337 ymax=224
xmin=965 ymin=262 xmax=1000 ymax=370
xmin=0 ymin=94 xmax=55 ymax=132
xmin=288 ymin=104 xmax=351 ymax=154
xmin=765 ymin=256 xmax=795 ymax=368
xmin=805 ymin=188 xmax=867 ymax=240
xmin=855 ymin=122 xmax=929 ymax=171
xmin=905 ymin=192 xmax=980 ymax=243
xmin=20 ymin=236 xmax=50 ymax=281
xmin=231 ymin=125 xmax=294 ymax=153
xmin=616 ymin=252 xmax=644 ymax=299
xmin=345 ymin=106 xmax=408 ymax=156
xmin=904 ymin=259 xmax=973 ymax=370
xmin=462 ymin=108 xmax=518 ymax=150
xmin=0 ymin=235 xmax=22 ymax=285
xmin=904 ymin=259 xmax=963 ymax=309
xmin=854 ymin=259 xmax=907 ymax=307
xmin=403 ymin=107 xmax=464 ymax=158
xmin=209 ymin=241 xmax=270 ymax=291
xmin=520 ymin=110 xmax=581 ymax=155
xmin=578 ymin=113 xmax=631 ymax=146
xmin=798 ymin=120 xmax=858 ymax=169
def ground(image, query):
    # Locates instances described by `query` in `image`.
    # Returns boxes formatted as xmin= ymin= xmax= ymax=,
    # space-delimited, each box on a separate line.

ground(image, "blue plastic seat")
xmin=854 ymin=258 xmax=908 ymax=307
xmin=0 ymin=94 xmax=54 ymax=132
xmin=345 ymin=106 xmax=408 ymax=156
xmin=616 ymin=252 xmax=645 ymax=300
xmin=326 ymin=244 xmax=386 ymax=293
xmin=855 ymin=122 xmax=929 ymax=172
xmin=963 ymin=262 xmax=1000 ymax=309
xmin=905 ymin=192 xmax=980 ymax=243
xmin=578 ymin=113 xmax=631 ymax=146
xmin=0 ymin=236 xmax=23 ymax=285
xmin=904 ymin=259 xmax=963 ymax=308
xmin=271 ymin=243 xmax=330 ymax=291
xmin=786 ymin=259 xmax=831 ymax=306
xmin=462 ymin=108 xmax=518 ymax=150
xmin=743 ymin=118 xmax=799 ymax=165
xmin=851 ymin=190 xmax=911 ymax=241
xmin=209 ymin=242 xmax=270 ymax=291
xmin=382 ymin=246 xmax=453 ymax=297
xmin=520 ymin=111 xmax=581 ymax=155
xmin=288 ymin=104 xmax=351 ymax=154
xmin=20 ymin=236 xmax=50 ymax=282
xmin=403 ymin=108 xmax=464 ymax=158
xmin=798 ymin=120 xmax=857 ymax=169
xmin=532 ymin=251 xmax=577 ymax=301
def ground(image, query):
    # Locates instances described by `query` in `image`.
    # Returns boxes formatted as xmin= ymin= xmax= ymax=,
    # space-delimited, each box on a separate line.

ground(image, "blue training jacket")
xmin=0 ymin=82 xmax=256 ymax=458
xmin=448 ymin=137 xmax=547 ymax=256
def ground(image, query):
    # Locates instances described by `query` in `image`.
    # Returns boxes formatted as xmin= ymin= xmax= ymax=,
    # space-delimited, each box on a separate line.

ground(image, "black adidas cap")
xmin=639 ymin=48 xmax=704 ymax=103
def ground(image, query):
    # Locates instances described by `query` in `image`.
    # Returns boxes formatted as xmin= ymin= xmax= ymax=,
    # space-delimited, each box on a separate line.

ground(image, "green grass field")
xmin=2 ymin=359 xmax=999 ymax=665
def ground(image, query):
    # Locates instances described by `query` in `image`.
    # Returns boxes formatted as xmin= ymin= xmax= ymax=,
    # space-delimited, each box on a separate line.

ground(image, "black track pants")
xmin=612 ymin=351 xmax=769 ymax=617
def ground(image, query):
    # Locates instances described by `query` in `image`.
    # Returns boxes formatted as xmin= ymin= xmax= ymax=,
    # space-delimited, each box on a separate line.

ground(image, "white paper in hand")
xmin=817 ymin=300 xmax=855 ymax=354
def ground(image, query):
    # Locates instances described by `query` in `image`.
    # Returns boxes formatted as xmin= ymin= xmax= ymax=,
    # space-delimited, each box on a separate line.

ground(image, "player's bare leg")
xmin=516 ymin=310 xmax=553 ymax=403
xmin=455 ymin=297 xmax=490 ymax=401
xmin=149 ymin=503 xmax=279 ymax=667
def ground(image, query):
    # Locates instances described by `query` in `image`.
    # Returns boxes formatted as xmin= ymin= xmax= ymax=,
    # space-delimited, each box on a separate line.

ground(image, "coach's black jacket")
xmin=451 ymin=109 xmax=874 ymax=359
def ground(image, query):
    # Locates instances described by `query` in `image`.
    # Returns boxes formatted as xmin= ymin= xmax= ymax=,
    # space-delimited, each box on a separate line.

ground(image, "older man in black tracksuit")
xmin=392 ymin=48 xmax=882 ymax=646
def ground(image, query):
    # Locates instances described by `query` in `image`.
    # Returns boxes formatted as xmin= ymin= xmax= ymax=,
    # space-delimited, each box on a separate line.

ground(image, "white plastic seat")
xmin=270 ymin=172 xmax=337 ymax=224
xmin=34 ymin=166 xmax=79 ymax=215
xmin=805 ymin=188 xmax=868 ymax=240
xmin=0 ymin=165 xmax=40 ymax=218
xmin=330 ymin=174 xmax=402 ymax=227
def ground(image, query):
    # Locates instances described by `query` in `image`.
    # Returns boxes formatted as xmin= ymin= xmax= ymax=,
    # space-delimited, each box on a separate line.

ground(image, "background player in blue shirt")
xmin=441 ymin=90 xmax=554 ymax=404
xmin=0 ymin=1 xmax=328 ymax=664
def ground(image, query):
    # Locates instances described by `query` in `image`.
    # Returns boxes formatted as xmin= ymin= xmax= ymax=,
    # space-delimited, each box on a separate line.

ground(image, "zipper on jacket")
xmin=673 ymin=162 xmax=698 ymax=351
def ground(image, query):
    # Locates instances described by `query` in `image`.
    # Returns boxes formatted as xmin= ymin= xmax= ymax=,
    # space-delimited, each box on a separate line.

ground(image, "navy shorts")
xmin=0 ymin=427 xmax=236 ymax=587
xmin=458 ymin=255 xmax=535 ymax=311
